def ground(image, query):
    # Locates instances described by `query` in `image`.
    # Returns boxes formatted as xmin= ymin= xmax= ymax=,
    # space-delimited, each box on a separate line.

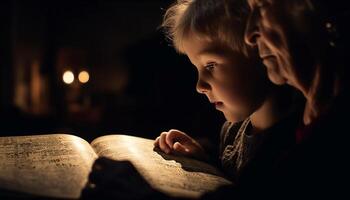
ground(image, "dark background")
xmin=0 ymin=0 xmax=224 ymax=148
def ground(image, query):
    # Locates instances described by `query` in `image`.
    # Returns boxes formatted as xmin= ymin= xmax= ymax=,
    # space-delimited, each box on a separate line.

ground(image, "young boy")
xmin=154 ymin=0 xmax=300 ymax=181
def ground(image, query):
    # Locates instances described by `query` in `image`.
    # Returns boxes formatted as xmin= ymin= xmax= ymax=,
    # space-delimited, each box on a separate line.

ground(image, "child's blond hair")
xmin=162 ymin=0 xmax=252 ymax=57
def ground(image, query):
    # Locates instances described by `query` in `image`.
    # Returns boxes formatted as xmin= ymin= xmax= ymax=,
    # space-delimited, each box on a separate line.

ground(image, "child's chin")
xmin=224 ymin=113 xmax=245 ymax=124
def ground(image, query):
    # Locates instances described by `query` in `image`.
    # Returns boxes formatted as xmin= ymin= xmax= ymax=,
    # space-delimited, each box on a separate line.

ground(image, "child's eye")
xmin=204 ymin=63 xmax=216 ymax=71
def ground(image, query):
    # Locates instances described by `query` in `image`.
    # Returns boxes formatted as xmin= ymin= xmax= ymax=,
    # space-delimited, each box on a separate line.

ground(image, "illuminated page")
xmin=0 ymin=134 xmax=98 ymax=199
xmin=91 ymin=134 xmax=232 ymax=199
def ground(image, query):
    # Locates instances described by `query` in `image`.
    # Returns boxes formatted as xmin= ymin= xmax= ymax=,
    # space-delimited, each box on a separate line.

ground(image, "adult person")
xmin=244 ymin=0 xmax=350 ymax=198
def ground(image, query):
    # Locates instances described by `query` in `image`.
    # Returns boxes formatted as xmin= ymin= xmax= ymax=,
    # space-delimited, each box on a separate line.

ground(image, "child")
xmin=81 ymin=1 xmax=301 ymax=199
xmin=154 ymin=0 xmax=300 ymax=181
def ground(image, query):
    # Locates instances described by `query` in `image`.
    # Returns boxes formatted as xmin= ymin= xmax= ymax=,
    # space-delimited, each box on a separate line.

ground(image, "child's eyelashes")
xmin=204 ymin=62 xmax=216 ymax=71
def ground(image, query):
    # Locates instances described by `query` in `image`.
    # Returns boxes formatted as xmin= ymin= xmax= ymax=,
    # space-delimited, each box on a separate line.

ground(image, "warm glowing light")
xmin=78 ymin=71 xmax=90 ymax=84
xmin=63 ymin=71 xmax=74 ymax=84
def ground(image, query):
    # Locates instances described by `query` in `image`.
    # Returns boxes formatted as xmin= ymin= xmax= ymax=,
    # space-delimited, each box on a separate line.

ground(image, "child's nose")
xmin=196 ymin=78 xmax=210 ymax=94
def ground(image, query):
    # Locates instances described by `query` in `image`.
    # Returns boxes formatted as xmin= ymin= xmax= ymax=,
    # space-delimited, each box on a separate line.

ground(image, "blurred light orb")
xmin=78 ymin=71 xmax=90 ymax=83
xmin=63 ymin=71 xmax=74 ymax=84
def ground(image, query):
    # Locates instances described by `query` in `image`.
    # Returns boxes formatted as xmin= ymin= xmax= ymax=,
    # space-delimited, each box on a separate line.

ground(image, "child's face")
xmin=183 ymin=33 xmax=270 ymax=123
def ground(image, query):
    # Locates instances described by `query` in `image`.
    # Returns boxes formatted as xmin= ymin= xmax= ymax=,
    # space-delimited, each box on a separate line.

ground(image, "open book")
xmin=0 ymin=134 xmax=232 ymax=199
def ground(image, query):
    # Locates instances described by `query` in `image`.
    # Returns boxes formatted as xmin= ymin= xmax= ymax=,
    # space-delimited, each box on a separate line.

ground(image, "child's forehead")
xmin=197 ymin=44 xmax=233 ymax=57
xmin=195 ymin=45 xmax=244 ymax=62
xmin=197 ymin=39 xmax=236 ymax=57
xmin=189 ymin=30 xmax=244 ymax=54
xmin=182 ymin=30 xmax=244 ymax=58
xmin=185 ymin=32 xmax=228 ymax=49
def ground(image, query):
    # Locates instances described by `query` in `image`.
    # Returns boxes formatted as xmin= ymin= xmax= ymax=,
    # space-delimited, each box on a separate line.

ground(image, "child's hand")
xmin=153 ymin=129 xmax=207 ymax=160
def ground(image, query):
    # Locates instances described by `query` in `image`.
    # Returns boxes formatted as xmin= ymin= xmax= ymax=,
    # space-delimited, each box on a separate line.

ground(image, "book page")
xmin=0 ymin=134 xmax=98 ymax=199
xmin=91 ymin=135 xmax=232 ymax=199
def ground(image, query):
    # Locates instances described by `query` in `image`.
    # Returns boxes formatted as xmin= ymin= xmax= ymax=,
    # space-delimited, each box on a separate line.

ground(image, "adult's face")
xmin=244 ymin=0 xmax=316 ymax=97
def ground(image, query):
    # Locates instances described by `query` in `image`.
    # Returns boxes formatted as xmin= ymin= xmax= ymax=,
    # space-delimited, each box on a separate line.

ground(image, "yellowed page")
xmin=91 ymin=134 xmax=232 ymax=199
xmin=0 ymin=134 xmax=98 ymax=199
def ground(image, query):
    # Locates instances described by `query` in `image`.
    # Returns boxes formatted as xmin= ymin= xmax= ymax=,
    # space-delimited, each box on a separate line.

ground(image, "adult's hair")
xmin=281 ymin=0 xmax=350 ymax=122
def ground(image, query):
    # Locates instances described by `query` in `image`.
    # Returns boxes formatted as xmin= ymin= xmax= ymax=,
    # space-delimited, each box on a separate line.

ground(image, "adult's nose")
xmin=244 ymin=10 xmax=260 ymax=47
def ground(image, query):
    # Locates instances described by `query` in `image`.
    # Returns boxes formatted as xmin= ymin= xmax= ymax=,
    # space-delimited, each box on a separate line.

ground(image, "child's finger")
xmin=153 ymin=136 xmax=160 ymax=147
xmin=159 ymin=132 xmax=171 ymax=154
xmin=166 ymin=130 xmax=187 ymax=147
xmin=165 ymin=130 xmax=178 ymax=148
xmin=173 ymin=142 xmax=190 ymax=155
